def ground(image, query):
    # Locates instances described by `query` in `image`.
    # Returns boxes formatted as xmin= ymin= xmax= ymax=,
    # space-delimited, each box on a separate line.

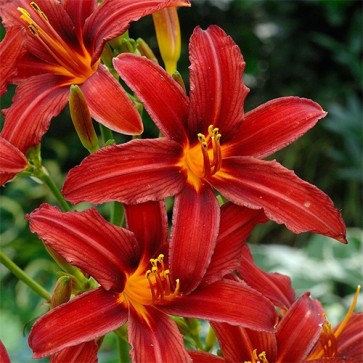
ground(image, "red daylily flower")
xmin=190 ymin=292 xmax=325 ymax=363
xmin=0 ymin=135 xmax=27 ymax=185
xmin=26 ymin=202 xmax=277 ymax=361
xmin=63 ymin=25 xmax=346 ymax=243
xmin=234 ymin=246 xmax=363 ymax=363
xmin=0 ymin=0 xmax=190 ymax=153
xmin=0 ymin=340 xmax=11 ymax=363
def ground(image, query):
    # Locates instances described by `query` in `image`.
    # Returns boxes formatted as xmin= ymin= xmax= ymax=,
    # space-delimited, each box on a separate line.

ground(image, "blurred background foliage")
xmin=1 ymin=0 xmax=362 ymax=361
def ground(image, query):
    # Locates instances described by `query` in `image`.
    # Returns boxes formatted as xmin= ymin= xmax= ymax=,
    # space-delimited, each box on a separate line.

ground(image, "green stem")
xmin=114 ymin=327 xmax=130 ymax=363
xmin=0 ymin=251 xmax=51 ymax=302
xmin=37 ymin=167 xmax=71 ymax=212
xmin=99 ymin=124 xmax=114 ymax=145
xmin=111 ymin=202 xmax=124 ymax=226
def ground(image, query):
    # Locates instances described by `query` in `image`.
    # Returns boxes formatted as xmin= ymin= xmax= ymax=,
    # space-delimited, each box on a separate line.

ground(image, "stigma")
xmin=146 ymin=254 xmax=180 ymax=303
xmin=17 ymin=2 xmax=97 ymax=83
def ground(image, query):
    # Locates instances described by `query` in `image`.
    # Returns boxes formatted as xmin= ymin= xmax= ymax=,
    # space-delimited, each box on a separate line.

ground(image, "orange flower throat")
xmin=182 ymin=125 xmax=223 ymax=189
xmin=18 ymin=2 xmax=98 ymax=84
xmin=119 ymin=254 xmax=180 ymax=322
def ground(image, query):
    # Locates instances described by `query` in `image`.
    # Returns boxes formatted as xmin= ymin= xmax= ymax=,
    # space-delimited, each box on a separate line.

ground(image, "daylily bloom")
xmin=26 ymin=202 xmax=277 ymax=361
xmin=63 ymin=25 xmax=346 ymax=243
xmin=0 ymin=135 xmax=27 ymax=185
xmin=0 ymin=0 xmax=190 ymax=153
xmin=190 ymin=292 xmax=325 ymax=363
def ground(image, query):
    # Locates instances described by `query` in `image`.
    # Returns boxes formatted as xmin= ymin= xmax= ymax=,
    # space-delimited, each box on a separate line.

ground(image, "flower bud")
xmin=51 ymin=275 xmax=72 ymax=308
xmin=69 ymin=85 xmax=99 ymax=153
xmin=152 ymin=7 xmax=181 ymax=75
xmin=136 ymin=38 xmax=159 ymax=64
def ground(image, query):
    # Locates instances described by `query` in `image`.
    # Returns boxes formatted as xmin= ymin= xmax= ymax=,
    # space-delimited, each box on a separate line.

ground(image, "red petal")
xmin=187 ymin=25 xmax=249 ymax=142
xmin=128 ymin=306 xmax=191 ymax=363
xmin=50 ymin=340 xmax=98 ymax=363
xmin=162 ymin=279 xmax=278 ymax=331
xmin=114 ymin=53 xmax=189 ymax=143
xmin=0 ymin=340 xmax=11 ymax=363
xmin=202 ymin=203 xmax=267 ymax=286
xmin=62 ymin=0 xmax=97 ymax=35
xmin=84 ymin=0 xmax=191 ymax=61
xmin=63 ymin=139 xmax=186 ymax=205
xmin=211 ymin=323 xmax=277 ymax=362
xmin=237 ymin=245 xmax=295 ymax=309
xmin=335 ymin=313 xmax=363 ymax=359
xmin=27 ymin=204 xmax=139 ymax=291
xmin=276 ymin=292 xmax=324 ymax=362
xmin=81 ymin=65 xmax=143 ymax=135
xmin=124 ymin=201 xmax=168 ymax=261
xmin=169 ymin=184 xmax=220 ymax=294
xmin=212 ymin=157 xmax=346 ymax=242
xmin=1 ymin=74 xmax=69 ymax=153
xmin=0 ymin=27 xmax=26 ymax=95
xmin=188 ymin=351 xmax=225 ymax=362
xmin=225 ymin=97 xmax=327 ymax=158
xmin=29 ymin=288 xmax=127 ymax=358
xmin=0 ymin=136 xmax=27 ymax=173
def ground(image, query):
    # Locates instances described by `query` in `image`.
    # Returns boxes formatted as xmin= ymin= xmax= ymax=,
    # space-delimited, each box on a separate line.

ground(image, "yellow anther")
xmin=28 ymin=24 xmax=38 ymax=36
xmin=198 ymin=133 xmax=206 ymax=143
xmin=17 ymin=7 xmax=31 ymax=19
xmin=30 ymin=2 xmax=48 ymax=21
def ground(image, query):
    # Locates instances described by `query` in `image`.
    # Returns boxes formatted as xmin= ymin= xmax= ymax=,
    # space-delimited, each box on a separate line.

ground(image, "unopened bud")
xmin=51 ymin=275 xmax=72 ymax=308
xmin=172 ymin=71 xmax=186 ymax=92
xmin=136 ymin=38 xmax=159 ymax=64
xmin=152 ymin=7 xmax=181 ymax=75
xmin=69 ymin=85 xmax=99 ymax=153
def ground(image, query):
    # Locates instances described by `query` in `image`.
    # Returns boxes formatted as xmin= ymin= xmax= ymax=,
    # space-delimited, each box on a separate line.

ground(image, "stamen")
xmin=30 ymin=2 xmax=48 ymax=21
xmin=197 ymin=133 xmax=212 ymax=178
xmin=145 ymin=254 xmax=180 ymax=303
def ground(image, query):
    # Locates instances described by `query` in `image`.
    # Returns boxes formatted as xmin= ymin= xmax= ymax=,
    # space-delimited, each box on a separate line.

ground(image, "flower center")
xmin=182 ymin=125 xmax=222 ymax=189
xmin=17 ymin=2 xmax=98 ymax=84
xmin=120 ymin=254 xmax=180 ymax=311
xmin=244 ymin=349 xmax=269 ymax=363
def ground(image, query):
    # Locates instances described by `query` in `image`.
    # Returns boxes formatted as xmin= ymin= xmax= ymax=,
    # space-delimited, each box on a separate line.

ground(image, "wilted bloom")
xmin=27 ymin=202 xmax=277 ymax=361
xmin=63 ymin=25 xmax=346 ymax=244
xmin=0 ymin=135 xmax=27 ymax=185
xmin=0 ymin=0 xmax=190 ymax=153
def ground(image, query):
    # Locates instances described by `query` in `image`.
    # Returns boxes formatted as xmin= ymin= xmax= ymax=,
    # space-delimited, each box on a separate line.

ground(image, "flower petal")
xmin=128 ymin=306 xmax=191 ymax=363
xmin=187 ymin=25 xmax=249 ymax=142
xmin=162 ymin=279 xmax=278 ymax=331
xmin=276 ymin=292 xmax=324 ymax=362
xmin=62 ymin=0 xmax=97 ymax=35
xmin=202 ymin=203 xmax=267 ymax=286
xmin=225 ymin=97 xmax=327 ymax=158
xmin=29 ymin=288 xmax=127 ymax=358
xmin=114 ymin=53 xmax=189 ymax=143
xmin=1 ymin=74 xmax=69 ymax=153
xmin=0 ymin=27 xmax=26 ymax=95
xmin=81 ymin=64 xmax=143 ymax=135
xmin=335 ymin=313 xmax=363 ymax=360
xmin=0 ymin=340 xmax=11 ymax=363
xmin=237 ymin=245 xmax=295 ymax=309
xmin=211 ymin=323 xmax=277 ymax=362
xmin=50 ymin=340 xmax=98 ymax=363
xmin=124 ymin=201 xmax=168 ymax=261
xmin=0 ymin=136 xmax=27 ymax=174
xmin=212 ymin=157 xmax=346 ymax=242
xmin=188 ymin=351 xmax=225 ymax=362
xmin=63 ymin=138 xmax=186 ymax=205
xmin=84 ymin=0 xmax=191 ymax=61
xmin=27 ymin=204 xmax=139 ymax=291
xmin=169 ymin=184 xmax=220 ymax=295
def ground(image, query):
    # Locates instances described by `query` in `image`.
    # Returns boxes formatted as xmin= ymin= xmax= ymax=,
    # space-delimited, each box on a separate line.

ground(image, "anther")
xmin=28 ymin=24 xmax=38 ymax=36
xmin=30 ymin=2 xmax=48 ymax=22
